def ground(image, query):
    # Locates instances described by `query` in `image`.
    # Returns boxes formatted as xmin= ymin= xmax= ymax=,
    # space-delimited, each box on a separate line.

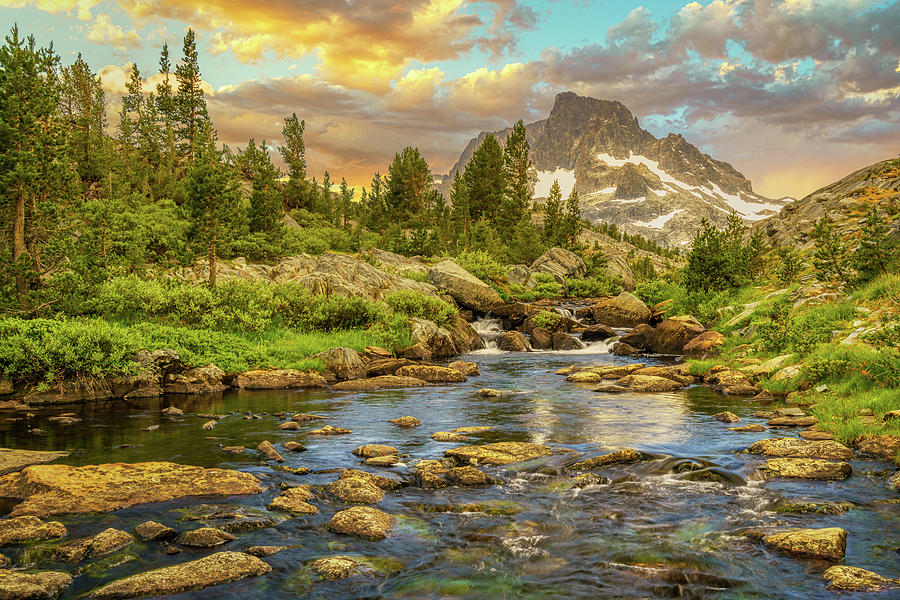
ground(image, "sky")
xmin=2 ymin=0 xmax=899 ymax=200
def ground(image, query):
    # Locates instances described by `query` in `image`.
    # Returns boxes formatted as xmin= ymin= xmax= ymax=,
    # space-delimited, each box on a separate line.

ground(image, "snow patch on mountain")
xmin=534 ymin=168 xmax=576 ymax=198
xmin=633 ymin=209 xmax=685 ymax=229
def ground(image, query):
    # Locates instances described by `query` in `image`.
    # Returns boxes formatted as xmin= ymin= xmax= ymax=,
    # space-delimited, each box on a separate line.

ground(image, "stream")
xmin=1 ymin=337 xmax=898 ymax=598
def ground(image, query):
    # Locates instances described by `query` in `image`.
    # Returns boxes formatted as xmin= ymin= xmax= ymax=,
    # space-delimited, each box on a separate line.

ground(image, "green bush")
xmin=384 ymin=290 xmax=455 ymax=327
xmin=566 ymin=275 xmax=622 ymax=298
xmin=401 ymin=269 xmax=428 ymax=283
xmin=532 ymin=310 xmax=561 ymax=330
xmin=455 ymin=250 xmax=508 ymax=284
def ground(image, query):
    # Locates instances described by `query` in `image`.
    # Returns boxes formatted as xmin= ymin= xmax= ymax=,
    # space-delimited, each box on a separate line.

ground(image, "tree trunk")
xmin=208 ymin=241 xmax=217 ymax=288
xmin=13 ymin=191 xmax=27 ymax=303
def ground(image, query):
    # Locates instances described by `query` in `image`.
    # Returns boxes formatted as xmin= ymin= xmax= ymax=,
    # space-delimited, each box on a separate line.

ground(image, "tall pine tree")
xmin=499 ymin=120 xmax=531 ymax=233
xmin=174 ymin=28 xmax=209 ymax=161
xmin=463 ymin=134 xmax=504 ymax=223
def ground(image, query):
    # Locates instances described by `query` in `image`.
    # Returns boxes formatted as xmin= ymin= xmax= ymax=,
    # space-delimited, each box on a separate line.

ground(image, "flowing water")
xmin=1 ymin=348 xmax=898 ymax=599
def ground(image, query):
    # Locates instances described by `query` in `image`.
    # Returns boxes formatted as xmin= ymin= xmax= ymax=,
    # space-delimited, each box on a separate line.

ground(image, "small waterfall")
xmin=551 ymin=306 xmax=576 ymax=320
xmin=471 ymin=316 xmax=503 ymax=350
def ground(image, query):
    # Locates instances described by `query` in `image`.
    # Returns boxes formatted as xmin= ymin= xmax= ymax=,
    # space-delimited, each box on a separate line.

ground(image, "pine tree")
xmin=683 ymin=218 xmax=730 ymax=292
xmin=386 ymin=146 xmax=431 ymax=225
xmin=245 ymin=140 xmax=281 ymax=234
xmin=853 ymin=206 xmax=894 ymax=282
xmin=811 ymin=217 xmax=848 ymax=282
xmin=449 ymin=170 xmax=470 ymax=244
xmin=59 ymin=53 xmax=105 ymax=182
xmin=723 ymin=212 xmax=749 ymax=283
xmin=507 ymin=217 xmax=545 ymax=264
xmin=775 ymin=246 xmax=804 ymax=284
xmin=183 ymin=128 xmax=240 ymax=286
xmin=319 ymin=170 xmax=334 ymax=222
xmin=499 ymin=120 xmax=531 ymax=233
xmin=463 ymin=134 xmax=504 ymax=222
xmin=338 ymin=177 xmax=354 ymax=228
xmin=155 ymin=43 xmax=176 ymax=168
xmin=174 ymin=28 xmax=209 ymax=161
xmin=279 ymin=113 xmax=307 ymax=209
xmin=542 ymin=180 xmax=563 ymax=246
xmin=562 ymin=187 xmax=583 ymax=248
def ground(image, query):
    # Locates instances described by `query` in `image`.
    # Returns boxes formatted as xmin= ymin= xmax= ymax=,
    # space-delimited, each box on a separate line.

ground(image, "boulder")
xmin=427 ymin=260 xmax=502 ymax=313
xmin=388 ymin=416 xmax=420 ymax=428
xmin=54 ymin=528 xmax=135 ymax=562
xmin=0 ymin=448 xmax=70 ymax=476
xmin=762 ymin=528 xmax=847 ymax=560
xmin=476 ymin=388 xmax=504 ymax=397
xmin=448 ymin=361 xmax=479 ymax=376
xmin=595 ymin=374 xmax=684 ymax=393
xmin=176 ymin=527 xmax=235 ymax=548
xmin=326 ymin=477 xmax=384 ymax=504
xmin=327 ymin=507 xmax=394 ymax=540
xmin=352 ymin=445 xmax=398 ymax=458
xmin=551 ymin=332 xmax=584 ymax=351
xmin=331 ymin=376 xmax=427 ymax=391
xmin=618 ymin=323 xmax=654 ymax=349
xmin=568 ymin=449 xmax=641 ymax=471
xmin=283 ymin=442 xmax=307 ymax=452
xmin=730 ymin=424 xmax=767 ymax=432
xmin=86 ymin=552 xmax=270 ymax=599
xmin=760 ymin=458 xmax=851 ymax=480
xmin=399 ymin=343 xmax=432 ymax=361
xmin=243 ymin=546 xmax=285 ymax=557
xmin=581 ymin=324 xmax=616 ymax=341
xmin=531 ymin=248 xmax=587 ymax=280
xmin=409 ymin=318 xmax=458 ymax=358
xmin=799 ymin=430 xmax=834 ymax=441
xmin=0 ymin=462 xmax=261 ymax=517
xmin=611 ymin=342 xmax=641 ymax=356
xmin=267 ymin=486 xmax=317 ymax=514
xmin=530 ymin=327 xmax=552 ymax=350
xmin=339 ymin=469 xmax=402 ymax=490
xmin=630 ymin=366 xmax=694 ymax=386
xmin=497 ymin=331 xmax=531 ymax=352
xmin=315 ymin=347 xmax=366 ymax=381
xmin=445 ymin=316 xmax=485 ymax=353
xmin=257 ymin=441 xmax=284 ymax=463
xmin=309 ymin=556 xmax=363 ymax=581
xmin=506 ymin=265 xmax=533 ymax=287
xmin=824 ymin=566 xmax=900 ymax=591
xmin=646 ymin=316 xmax=705 ymax=354
xmin=431 ymin=431 xmax=469 ymax=442
xmin=854 ymin=435 xmax=900 ymax=459
xmin=565 ymin=364 xmax=644 ymax=382
xmin=744 ymin=439 xmax=853 ymax=460
xmin=444 ymin=442 xmax=553 ymax=466
xmin=366 ymin=358 xmax=415 ymax=377
xmin=714 ymin=411 xmax=740 ymax=423
xmin=683 ymin=331 xmax=726 ymax=356
xmin=767 ymin=416 xmax=817 ymax=427
xmin=394 ymin=365 xmax=466 ymax=383
xmin=233 ymin=369 xmax=326 ymax=389
xmin=309 ymin=425 xmax=352 ymax=435
xmin=446 ymin=466 xmax=491 ymax=486
xmin=164 ymin=364 xmax=227 ymax=394
xmin=365 ymin=456 xmax=399 ymax=467
xmin=134 ymin=521 xmax=176 ymax=542
xmin=0 ymin=516 xmax=66 ymax=546
xmin=0 ymin=570 xmax=72 ymax=599
xmin=751 ymin=354 xmax=796 ymax=376
xmin=772 ymin=365 xmax=803 ymax=382
xmin=591 ymin=292 xmax=651 ymax=327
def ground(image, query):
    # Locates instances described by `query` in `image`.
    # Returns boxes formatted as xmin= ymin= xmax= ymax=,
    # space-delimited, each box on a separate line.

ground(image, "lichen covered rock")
xmin=327 ymin=507 xmax=394 ymax=540
xmin=762 ymin=527 xmax=847 ymax=560
xmin=445 ymin=442 xmax=553 ymax=466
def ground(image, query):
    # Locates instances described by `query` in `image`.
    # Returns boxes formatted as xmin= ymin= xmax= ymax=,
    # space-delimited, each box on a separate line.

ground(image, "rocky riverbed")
xmin=0 ymin=346 xmax=897 ymax=599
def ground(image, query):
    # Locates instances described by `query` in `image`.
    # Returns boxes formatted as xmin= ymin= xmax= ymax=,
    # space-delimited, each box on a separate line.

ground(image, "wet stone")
xmin=0 ymin=516 xmax=67 ymax=546
xmin=267 ymin=487 xmax=317 ymax=515
xmin=714 ymin=411 xmax=740 ymax=423
xmin=176 ymin=527 xmax=235 ymax=548
xmin=568 ymin=449 xmax=642 ymax=471
xmin=365 ymin=455 xmax=400 ymax=467
xmin=0 ymin=569 xmax=72 ymax=599
xmin=824 ymin=566 xmax=899 ymax=591
xmin=388 ymin=416 xmax=420 ymax=428
xmin=799 ymin=430 xmax=834 ymax=441
xmin=327 ymin=507 xmax=394 ymax=540
xmin=134 ymin=521 xmax=176 ymax=542
xmin=476 ymin=388 xmax=503 ymax=397
xmin=310 ymin=425 xmax=352 ymax=435
xmin=762 ymin=527 xmax=847 ymax=561
xmin=445 ymin=466 xmax=490 ymax=486
xmin=573 ymin=473 xmax=610 ymax=488
xmin=432 ymin=431 xmax=469 ymax=443
xmin=53 ymin=528 xmax=135 ymax=563
xmin=445 ymin=442 xmax=554 ymax=466
xmin=326 ymin=477 xmax=384 ymax=504
xmin=774 ymin=502 xmax=854 ymax=515
xmin=243 ymin=545 xmax=285 ymax=557
xmin=291 ymin=413 xmax=326 ymax=422
xmin=760 ymin=458 xmax=851 ymax=480
xmin=352 ymin=444 xmax=398 ymax=458
xmin=339 ymin=469 xmax=403 ymax=490
xmin=283 ymin=441 xmax=307 ymax=452
xmin=309 ymin=556 xmax=362 ymax=581
xmin=744 ymin=438 xmax=853 ymax=460
xmin=257 ymin=440 xmax=284 ymax=463
xmin=730 ymin=424 xmax=767 ymax=432
xmin=278 ymin=421 xmax=299 ymax=430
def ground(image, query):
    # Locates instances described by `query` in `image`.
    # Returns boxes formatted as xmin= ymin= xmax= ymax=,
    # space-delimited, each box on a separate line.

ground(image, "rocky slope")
xmin=441 ymin=91 xmax=790 ymax=247
xmin=756 ymin=157 xmax=900 ymax=249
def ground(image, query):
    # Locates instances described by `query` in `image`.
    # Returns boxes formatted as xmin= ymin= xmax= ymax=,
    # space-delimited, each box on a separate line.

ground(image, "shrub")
xmin=566 ymin=275 xmax=622 ymax=298
xmin=384 ymin=291 xmax=455 ymax=327
xmin=401 ymin=269 xmax=428 ymax=283
xmin=455 ymin=250 xmax=508 ymax=284
xmin=532 ymin=310 xmax=561 ymax=330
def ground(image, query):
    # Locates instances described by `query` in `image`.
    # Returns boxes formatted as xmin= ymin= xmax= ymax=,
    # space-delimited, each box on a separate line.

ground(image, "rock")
xmin=0 ymin=516 xmax=66 ymax=546
xmin=767 ymin=416 xmax=817 ymax=427
xmin=316 ymin=347 xmax=366 ymax=381
xmin=0 ymin=462 xmax=261 ymax=517
xmin=854 ymin=435 xmax=900 ymax=459
xmin=551 ymin=332 xmax=584 ymax=350
xmin=331 ymin=376 xmax=427 ymax=391
xmin=760 ymin=458 xmax=851 ymax=480
xmin=573 ymin=473 xmax=610 ymax=487
xmin=222 ymin=446 xmax=246 ymax=454
xmin=497 ymin=331 xmax=531 ymax=352
xmin=267 ymin=486 xmax=317 ymax=514
xmin=47 ymin=416 xmax=80 ymax=425
xmin=427 ymin=260 xmax=502 ymax=313
xmin=417 ymin=470 xmax=447 ymax=489
xmin=431 ymin=431 xmax=469 ymax=442
xmin=714 ymin=411 xmax=740 ymax=423
xmin=531 ymin=248 xmax=587 ymax=280
xmin=476 ymin=388 xmax=503 ymax=397
xmin=202 ymin=420 xmax=217 ymax=431
xmin=775 ymin=502 xmax=854 ymax=515
xmin=591 ymin=292 xmax=651 ymax=327
xmin=774 ymin=407 xmax=807 ymax=417
xmin=309 ymin=425 xmax=352 ymax=435
xmin=883 ymin=410 xmax=900 ymax=421
xmin=164 ymin=364 xmax=227 ymax=394
xmin=257 ymin=441 xmax=284 ymax=463
xmin=744 ymin=438 xmax=853 ymax=460
xmin=761 ymin=528 xmax=847 ymax=560
xmin=618 ymin=323 xmax=654 ymax=348
xmin=291 ymin=413 xmax=326 ymax=422
xmin=595 ymin=374 xmax=684 ymax=393
xmin=0 ymin=449 xmax=70 ymax=476
xmin=134 ymin=521 xmax=176 ymax=542
xmin=278 ymin=421 xmax=299 ymax=430
xmin=326 ymin=477 xmax=384 ymax=504
xmin=398 ymin=343 xmax=432 ymax=361
xmin=161 ymin=406 xmax=183 ymax=416
xmin=389 ymin=416 xmax=420 ymax=428
xmin=244 ymin=545 xmax=285 ymax=557
xmin=54 ymin=528 xmax=135 ymax=562
xmin=445 ymin=442 xmax=553 ymax=466
xmin=799 ymin=430 xmax=834 ymax=440
xmin=772 ymin=364 xmax=803 ymax=382
xmin=233 ymin=369 xmax=326 ymax=389
xmin=365 ymin=456 xmax=400 ymax=467
xmin=309 ymin=556 xmax=363 ymax=581
xmin=445 ymin=316 xmax=485 ymax=354
xmin=682 ymin=331 xmax=725 ymax=355
xmin=366 ymin=358 xmax=415 ymax=376
xmin=353 ymin=445 xmax=398 ymax=458
xmin=824 ymin=566 xmax=899 ymax=592
xmin=446 ymin=466 xmax=490 ymax=486
xmin=630 ymin=366 xmax=694 ymax=385
xmin=0 ymin=570 xmax=72 ymax=599
xmin=176 ymin=527 xmax=235 ymax=548
xmin=611 ymin=341 xmax=641 ymax=356
xmin=448 ymin=361 xmax=480 ymax=376
xmin=394 ymin=365 xmax=466 ymax=383
xmin=453 ymin=426 xmax=493 ymax=434
xmin=751 ymin=354 xmax=796 ymax=376
xmin=506 ymin=265 xmax=533 ymax=287
xmin=339 ymin=469 xmax=402 ymax=490
xmin=646 ymin=316 xmax=705 ymax=354
xmin=891 ymin=471 xmax=900 ymax=490
xmin=568 ymin=449 xmax=641 ymax=471
xmin=530 ymin=327 xmax=552 ymax=350
xmin=730 ymin=424 xmax=767 ymax=432
xmin=327 ymin=507 xmax=394 ymax=540
xmin=278 ymin=442 xmax=304 ymax=453
xmin=581 ymin=324 xmax=617 ymax=341
xmin=86 ymin=551 xmax=270 ymax=599
xmin=565 ymin=363 xmax=644 ymax=382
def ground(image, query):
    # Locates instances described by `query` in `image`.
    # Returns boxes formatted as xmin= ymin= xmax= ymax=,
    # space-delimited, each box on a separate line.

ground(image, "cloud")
xmin=0 ymin=0 xmax=100 ymax=20
xmin=86 ymin=13 xmax=140 ymax=50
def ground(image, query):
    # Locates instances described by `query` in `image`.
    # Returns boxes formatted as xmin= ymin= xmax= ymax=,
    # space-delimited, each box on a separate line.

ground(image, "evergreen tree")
xmin=507 ymin=217 xmax=545 ymax=264
xmin=775 ymin=246 xmax=804 ymax=284
xmin=174 ymin=28 xmax=209 ymax=161
xmin=183 ymin=128 xmax=240 ymax=286
xmin=385 ymin=146 xmax=431 ymax=225
xmin=364 ymin=173 xmax=386 ymax=230
xmin=59 ymin=53 xmax=105 ymax=182
xmin=853 ymin=206 xmax=894 ymax=282
xmin=463 ymin=134 xmax=504 ymax=222
xmin=245 ymin=140 xmax=281 ymax=234
xmin=319 ymin=170 xmax=334 ymax=222
xmin=683 ymin=218 xmax=731 ymax=292
xmin=338 ymin=177 xmax=354 ymax=228
xmin=562 ymin=187 xmax=583 ymax=248
xmin=279 ymin=113 xmax=307 ymax=209
xmin=449 ymin=170 xmax=470 ymax=243
xmin=155 ymin=43 xmax=176 ymax=168
xmin=499 ymin=120 xmax=531 ymax=233
xmin=542 ymin=180 xmax=563 ymax=246
xmin=811 ymin=217 xmax=848 ymax=282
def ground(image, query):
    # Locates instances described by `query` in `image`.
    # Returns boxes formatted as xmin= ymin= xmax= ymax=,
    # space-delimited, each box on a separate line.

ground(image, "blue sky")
xmin=2 ymin=0 xmax=898 ymax=199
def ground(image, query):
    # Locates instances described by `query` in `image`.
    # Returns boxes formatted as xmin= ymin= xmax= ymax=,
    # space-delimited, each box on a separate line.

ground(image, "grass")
xmin=252 ymin=328 xmax=392 ymax=372
xmin=811 ymin=387 xmax=900 ymax=453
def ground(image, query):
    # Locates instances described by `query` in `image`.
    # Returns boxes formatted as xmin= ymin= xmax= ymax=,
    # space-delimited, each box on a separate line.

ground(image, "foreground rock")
xmin=496 ymin=331 xmax=531 ymax=352
xmin=326 ymin=476 xmax=384 ymax=504
xmin=267 ymin=486 xmax=317 ymax=515
xmin=316 ymin=347 xmax=366 ymax=381
xmin=0 ymin=462 xmax=262 ymax=516
xmin=388 ymin=416 xmax=420 ymax=428
xmin=591 ymin=292 xmax=651 ymax=327
xmin=310 ymin=425 xmax=352 ymax=435
xmin=0 ymin=448 xmax=70 ymax=476
xmin=331 ymin=376 xmax=426 ymax=391
xmin=744 ymin=439 xmax=853 ymax=460
xmin=646 ymin=316 xmax=705 ymax=354
xmin=54 ymin=528 xmax=135 ymax=562
xmin=760 ymin=458 xmax=851 ymax=480
xmin=309 ymin=556 xmax=364 ymax=581
xmin=353 ymin=445 xmax=398 ymax=458
xmin=683 ymin=330 xmax=725 ymax=355
xmin=233 ymin=369 xmax=326 ymax=389
xmin=327 ymin=507 xmax=394 ymax=540
xmin=134 ymin=521 xmax=176 ymax=542
xmin=257 ymin=441 xmax=284 ymax=463
xmin=594 ymin=374 xmax=684 ymax=393
xmin=176 ymin=527 xmax=235 ymax=548
xmin=394 ymin=365 xmax=466 ymax=383
xmin=824 ymin=566 xmax=899 ymax=591
xmin=568 ymin=449 xmax=641 ymax=471
xmin=0 ymin=515 xmax=67 ymax=546
xmin=86 ymin=551 xmax=271 ymax=599
xmin=0 ymin=570 xmax=72 ymax=599
xmin=854 ymin=435 xmax=900 ymax=460
xmin=444 ymin=442 xmax=553 ymax=466
xmin=427 ymin=260 xmax=502 ymax=313
xmin=762 ymin=528 xmax=847 ymax=560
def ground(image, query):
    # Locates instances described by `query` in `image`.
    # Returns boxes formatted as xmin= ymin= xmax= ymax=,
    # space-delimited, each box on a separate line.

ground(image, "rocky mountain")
xmin=441 ymin=91 xmax=790 ymax=247
xmin=756 ymin=157 xmax=900 ymax=249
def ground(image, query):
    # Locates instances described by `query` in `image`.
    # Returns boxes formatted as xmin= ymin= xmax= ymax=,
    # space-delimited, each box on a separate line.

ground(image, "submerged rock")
xmin=309 ymin=425 xmax=352 ymax=435
xmin=394 ymin=365 xmax=466 ymax=383
xmin=86 ymin=551 xmax=270 ymax=599
xmin=283 ymin=442 xmax=307 ymax=452
xmin=243 ymin=546 xmax=285 ymax=557
xmin=309 ymin=555 xmax=363 ymax=581
xmin=327 ymin=507 xmax=394 ymax=540
xmin=568 ymin=449 xmax=642 ymax=471
xmin=762 ymin=527 xmax=847 ymax=560
xmin=0 ymin=448 xmax=70 ymax=476
xmin=291 ymin=413 xmax=326 ymax=422
xmin=824 ymin=566 xmax=899 ymax=591
xmin=0 ymin=462 xmax=261 ymax=517
xmin=54 ymin=528 xmax=135 ymax=562
xmin=365 ymin=456 xmax=400 ymax=467
xmin=566 ymin=364 xmax=644 ymax=382
xmin=326 ymin=477 xmax=384 ymax=504
xmin=744 ymin=438 xmax=853 ymax=460
xmin=774 ymin=502 xmax=854 ymax=515
xmin=352 ymin=444 xmax=398 ymax=458
xmin=267 ymin=486 xmax=317 ymax=515
xmin=431 ymin=431 xmax=469 ymax=443
xmin=714 ymin=411 xmax=740 ymax=423
xmin=445 ymin=466 xmax=491 ymax=486
xmin=331 ymin=376 xmax=427 ymax=391
xmin=448 ymin=361 xmax=480 ymax=376
xmin=476 ymin=388 xmax=504 ymax=397
xmin=134 ymin=521 xmax=176 ymax=542
xmin=595 ymin=374 xmax=684 ymax=393
xmin=760 ymin=458 xmax=851 ymax=480
xmin=339 ymin=469 xmax=402 ymax=490
xmin=445 ymin=442 xmax=553 ymax=466
xmin=0 ymin=516 xmax=66 ymax=546
xmin=729 ymin=424 xmax=767 ymax=432
xmin=388 ymin=416 xmax=421 ymax=428
xmin=257 ymin=441 xmax=284 ymax=463
xmin=452 ymin=426 xmax=493 ymax=434
xmin=176 ymin=527 xmax=235 ymax=548
xmin=233 ymin=369 xmax=326 ymax=389
xmin=573 ymin=473 xmax=610 ymax=487
xmin=0 ymin=569 xmax=72 ymax=599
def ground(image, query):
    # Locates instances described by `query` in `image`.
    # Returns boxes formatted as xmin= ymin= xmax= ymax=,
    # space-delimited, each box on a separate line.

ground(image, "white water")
xmin=469 ymin=314 xmax=619 ymax=355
